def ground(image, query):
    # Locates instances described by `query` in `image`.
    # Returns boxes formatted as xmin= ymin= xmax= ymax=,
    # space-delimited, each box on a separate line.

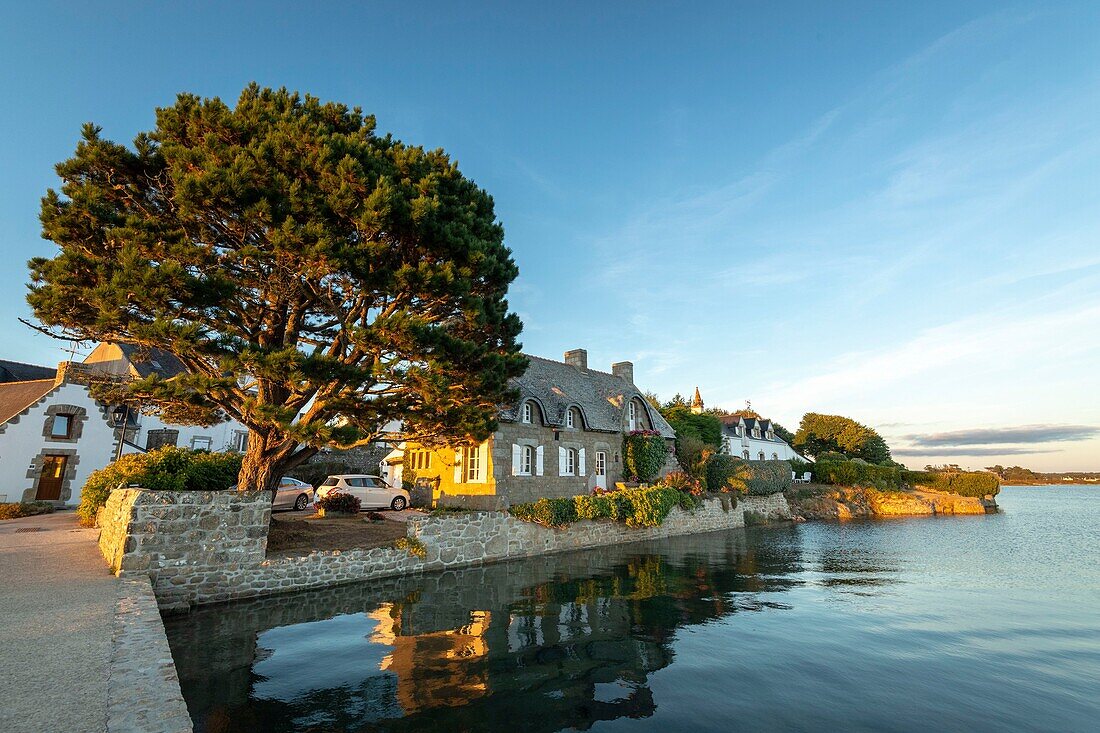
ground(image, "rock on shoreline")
xmin=786 ymin=485 xmax=995 ymax=521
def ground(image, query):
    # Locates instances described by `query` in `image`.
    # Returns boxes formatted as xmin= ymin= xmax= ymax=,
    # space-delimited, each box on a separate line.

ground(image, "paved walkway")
xmin=0 ymin=510 xmax=117 ymax=733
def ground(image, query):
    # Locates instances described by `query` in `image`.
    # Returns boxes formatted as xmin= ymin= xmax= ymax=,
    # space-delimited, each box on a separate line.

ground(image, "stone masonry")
xmin=99 ymin=487 xmax=792 ymax=611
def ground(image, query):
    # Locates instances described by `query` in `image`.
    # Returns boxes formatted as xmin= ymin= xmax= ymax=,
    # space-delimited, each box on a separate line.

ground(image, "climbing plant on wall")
xmin=622 ymin=430 xmax=667 ymax=482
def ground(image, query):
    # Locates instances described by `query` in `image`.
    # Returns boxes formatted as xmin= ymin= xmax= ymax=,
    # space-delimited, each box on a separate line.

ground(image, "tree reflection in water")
xmin=165 ymin=527 xmax=824 ymax=733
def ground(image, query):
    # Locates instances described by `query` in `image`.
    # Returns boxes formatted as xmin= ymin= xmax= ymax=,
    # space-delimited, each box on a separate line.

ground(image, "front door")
xmin=36 ymin=455 xmax=67 ymax=501
xmin=594 ymin=451 xmax=607 ymax=490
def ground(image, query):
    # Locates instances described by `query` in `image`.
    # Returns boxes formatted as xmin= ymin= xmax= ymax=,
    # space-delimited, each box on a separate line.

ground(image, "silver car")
xmin=272 ymin=477 xmax=315 ymax=511
xmin=316 ymin=474 xmax=410 ymax=511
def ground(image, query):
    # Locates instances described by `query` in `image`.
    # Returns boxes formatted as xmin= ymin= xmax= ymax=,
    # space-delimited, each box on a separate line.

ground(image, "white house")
xmin=0 ymin=345 xmax=247 ymax=506
xmin=719 ymin=414 xmax=805 ymax=462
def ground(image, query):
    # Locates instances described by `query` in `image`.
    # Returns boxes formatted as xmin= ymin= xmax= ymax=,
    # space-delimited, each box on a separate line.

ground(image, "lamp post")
xmin=112 ymin=403 xmax=131 ymax=462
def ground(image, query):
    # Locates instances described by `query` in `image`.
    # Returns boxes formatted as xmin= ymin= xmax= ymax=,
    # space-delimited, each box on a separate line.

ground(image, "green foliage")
xmin=0 ymin=502 xmax=56 ymax=521
xmin=393 ymin=536 xmax=427 ymax=558
xmin=316 ymin=492 xmax=361 ymax=513
xmin=743 ymin=510 xmax=768 ymax=527
xmin=673 ymin=436 xmax=712 ymax=486
xmin=926 ymin=471 xmax=1001 ymax=498
xmin=29 ymin=84 xmax=526 ymax=492
xmin=743 ymin=460 xmax=793 ymax=496
xmin=788 ymin=456 xmax=814 ymax=477
xmin=622 ymin=431 xmax=668 ymax=482
xmin=511 ymin=486 xmax=685 ymax=529
xmin=509 ymin=497 xmax=578 ymax=528
xmin=660 ymin=405 xmax=723 ymax=449
xmin=705 ymin=454 xmax=751 ymax=493
xmin=812 ymin=458 xmax=998 ymax=497
xmin=793 ymin=413 xmax=892 ymax=464
xmin=77 ymin=447 xmax=242 ymax=526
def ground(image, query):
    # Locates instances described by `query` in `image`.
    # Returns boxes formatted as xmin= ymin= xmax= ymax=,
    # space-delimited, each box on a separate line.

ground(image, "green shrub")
xmin=509 ymin=497 xmax=578 ymax=527
xmin=622 ymin=430 xmax=668 ymax=482
xmin=316 ymin=492 xmax=362 ymax=513
xmin=927 ymin=471 xmax=1001 ymax=498
xmin=705 ymin=454 xmax=751 ymax=493
xmin=77 ymin=447 xmax=243 ymax=526
xmin=0 ymin=502 xmax=56 ymax=521
xmin=745 ymin=460 xmax=792 ymax=495
xmin=661 ymin=470 xmax=703 ymax=495
xmin=512 ymin=486 xmax=684 ymax=529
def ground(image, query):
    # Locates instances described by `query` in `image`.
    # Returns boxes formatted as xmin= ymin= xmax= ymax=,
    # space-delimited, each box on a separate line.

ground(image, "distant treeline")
xmin=983 ymin=465 xmax=1100 ymax=485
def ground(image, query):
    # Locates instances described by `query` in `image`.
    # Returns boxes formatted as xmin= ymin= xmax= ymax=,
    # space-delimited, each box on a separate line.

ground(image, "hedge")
xmin=511 ymin=485 xmax=687 ymax=529
xmin=707 ymin=456 xmax=790 ymax=495
xmin=813 ymin=458 xmax=1000 ymax=497
xmin=77 ymin=447 xmax=243 ymax=526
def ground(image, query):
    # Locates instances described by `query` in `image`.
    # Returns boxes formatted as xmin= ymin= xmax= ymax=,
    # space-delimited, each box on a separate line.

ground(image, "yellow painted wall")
xmin=404 ymin=438 xmax=497 ymax=506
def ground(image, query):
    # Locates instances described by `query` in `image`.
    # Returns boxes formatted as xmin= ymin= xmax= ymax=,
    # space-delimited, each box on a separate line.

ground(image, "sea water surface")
xmin=164 ymin=486 xmax=1100 ymax=732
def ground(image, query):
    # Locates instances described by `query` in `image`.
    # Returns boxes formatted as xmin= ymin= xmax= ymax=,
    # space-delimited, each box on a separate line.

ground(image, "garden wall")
xmin=98 ymin=488 xmax=791 ymax=610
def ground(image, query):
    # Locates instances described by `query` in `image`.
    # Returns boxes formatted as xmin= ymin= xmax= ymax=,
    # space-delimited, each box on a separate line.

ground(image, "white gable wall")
xmin=0 ymin=380 xmax=246 ymax=506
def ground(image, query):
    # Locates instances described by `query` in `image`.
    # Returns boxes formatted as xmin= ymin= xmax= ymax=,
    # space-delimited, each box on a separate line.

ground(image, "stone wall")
xmin=99 ymin=487 xmax=792 ymax=610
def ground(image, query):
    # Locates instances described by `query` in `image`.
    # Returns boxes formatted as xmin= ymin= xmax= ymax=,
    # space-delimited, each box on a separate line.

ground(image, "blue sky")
xmin=2 ymin=1 xmax=1098 ymax=470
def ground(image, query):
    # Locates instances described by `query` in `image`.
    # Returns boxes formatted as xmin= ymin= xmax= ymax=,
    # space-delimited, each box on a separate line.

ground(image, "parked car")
xmin=316 ymin=474 xmax=410 ymax=511
xmin=229 ymin=477 xmax=316 ymax=511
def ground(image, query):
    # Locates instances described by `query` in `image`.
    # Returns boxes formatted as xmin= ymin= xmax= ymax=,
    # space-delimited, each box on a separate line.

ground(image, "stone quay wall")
xmin=98 ymin=488 xmax=791 ymax=610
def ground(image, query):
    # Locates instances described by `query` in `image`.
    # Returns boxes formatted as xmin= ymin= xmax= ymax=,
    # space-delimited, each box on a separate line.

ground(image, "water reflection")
xmin=167 ymin=530 xmax=816 ymax=733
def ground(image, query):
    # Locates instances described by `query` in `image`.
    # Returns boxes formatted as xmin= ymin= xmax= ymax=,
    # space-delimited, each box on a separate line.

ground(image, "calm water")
xmin=164 ymin=486 xmax=1100 ymax=732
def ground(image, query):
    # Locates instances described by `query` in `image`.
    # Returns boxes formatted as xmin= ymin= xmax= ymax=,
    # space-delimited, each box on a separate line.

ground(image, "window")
xmin=628 ymin=401 xmax=636 ymax=430
xmin=522 ymin=402 xmax=533 ymax=423
xmin=767 ymin=430 xmax=774 ymax=440
xmin=565 ymin=448 xmax=576 ymax=476
xmin=466 ymin=446 xmax=482 ymax=482
xmin=772 ymin=453 xmax=779 ymax=460
xmin=50 ymin=414 xmax=73 ymax=439
xmin=191 ymin=436 xmax=213 ymax=451
xmin=735 ymin=426 xmax=742 ymax=436
xmin=231 ymin=430 xmax=248 ymax=452
xmin=758 ymin=452 xmax=765 ymax=461
xmin=752 ymin=428 xmax=761 ymax=439
xmin=595 ymin=450 xmax=606 ymax=476
xmin=320 ymin=477 xmax=339 ymax=487
xmin=743 ymin=450 xmax=750 ymax=459
xmin=521 ymin=445 xmax=533 ymax=475
xmin=411 ymin=450 xmax=432 ymax=471
xmin=566 ymin=408 xmax=575 ymax=429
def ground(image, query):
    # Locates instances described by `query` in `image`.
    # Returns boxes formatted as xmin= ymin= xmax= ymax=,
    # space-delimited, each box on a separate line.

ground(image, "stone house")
xmin=0 ymin=344 xmax=248 ymax=506
xmin=401 ymin=349 xmax=678 ymax=510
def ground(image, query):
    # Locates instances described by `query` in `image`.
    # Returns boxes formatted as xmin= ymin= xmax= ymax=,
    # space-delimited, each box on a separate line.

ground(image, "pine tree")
xmin=28 ymin=84 xmax=527 ymax=492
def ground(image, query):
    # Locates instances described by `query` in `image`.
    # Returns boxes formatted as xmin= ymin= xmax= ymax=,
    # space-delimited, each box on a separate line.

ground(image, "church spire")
xmin=690 ymin=387 xmax=704 ymax=414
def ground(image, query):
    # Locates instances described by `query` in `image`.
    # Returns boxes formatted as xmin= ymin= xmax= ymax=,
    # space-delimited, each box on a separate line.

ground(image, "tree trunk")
xmin=236 ymin=431 xmax=320 ymax=493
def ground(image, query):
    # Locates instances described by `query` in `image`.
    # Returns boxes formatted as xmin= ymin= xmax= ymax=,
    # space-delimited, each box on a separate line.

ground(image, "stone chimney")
xmin=611 ymin=361 xmax=634 ymax=384
xmin=564 ymin=349 xmax=588 ymax=369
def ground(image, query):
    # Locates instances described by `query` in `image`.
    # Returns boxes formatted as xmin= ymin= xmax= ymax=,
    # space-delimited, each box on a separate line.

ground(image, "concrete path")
xmin=0 ymin=510 xmax=117 ymax=733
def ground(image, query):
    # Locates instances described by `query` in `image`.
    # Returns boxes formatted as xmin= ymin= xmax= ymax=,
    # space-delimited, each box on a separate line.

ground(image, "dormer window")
xmin=522 ymin=402 xmax=533 ymax=424
xmin=567 ymin=407 xmax=581 ymax=429
xmin=767 ymin=430 xmax=774 ymax=440
xmin=752 ymin=428 xmax=761 ymax=439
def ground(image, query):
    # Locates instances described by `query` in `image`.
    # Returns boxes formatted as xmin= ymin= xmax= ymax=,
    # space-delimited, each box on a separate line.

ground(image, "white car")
xmin=316 ymin=474 xmax=410 ymax=511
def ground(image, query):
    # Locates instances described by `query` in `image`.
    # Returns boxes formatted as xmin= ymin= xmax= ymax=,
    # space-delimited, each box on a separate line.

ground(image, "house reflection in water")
xmin=165 ymin=528 xmax=819 ymax=733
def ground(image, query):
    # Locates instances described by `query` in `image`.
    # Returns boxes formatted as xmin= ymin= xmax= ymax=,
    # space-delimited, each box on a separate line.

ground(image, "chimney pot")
xmin=611 ymin=361 xmax=634 ymax=384
xmin=564 ymin=349 xmax=588 ymax=369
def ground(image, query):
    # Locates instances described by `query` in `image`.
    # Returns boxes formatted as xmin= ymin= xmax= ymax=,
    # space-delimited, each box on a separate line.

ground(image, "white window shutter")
xmin=454 ymin=448 xmax=463 ymax=483
xmin=511 ymin=444 xmax=521 ymax=475
xmin=536 ymin=446 xmax=544 ymax=476
xmin=578 ymin=448 xmax=586 ymax=475
xmin=558 ymin=446 xmax=567 ymax=476
xmin=477 ymin=443 xmax=488 ymax=483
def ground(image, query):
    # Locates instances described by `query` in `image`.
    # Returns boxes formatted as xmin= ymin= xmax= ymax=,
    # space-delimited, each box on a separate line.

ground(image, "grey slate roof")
xmin=115 ymin=344 xmax=188 ymax=379
xmin=0 ymin=359 xmax=55 ymax=384
xmin=0 ymin=379 xmax=55 ymax=424
xmin=499 ymin=355 xmax=675 ymax=438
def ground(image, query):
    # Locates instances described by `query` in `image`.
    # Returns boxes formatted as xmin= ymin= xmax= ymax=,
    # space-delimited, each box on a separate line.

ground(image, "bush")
xmin=0 ymin=502 xmax=56 ymax=521
xmin=927 ymin=471 xmax=1001 ymax=498
xmin=705 ymin=454 xmax=750 ymax=494
xmin=316 ymin=492 xmax=362 ymax=514
xmin=622 ymin=430 xmax=667 ymax=482
xmin=744 ymin=460 xmax=793 ymax=495
xmin=661 ymin=470 xmax=703 ymax=495
xmin=511 ymin=486 xmax=685 ymax=529
xmin=77 ymin=447 xmax=243 ymax=526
